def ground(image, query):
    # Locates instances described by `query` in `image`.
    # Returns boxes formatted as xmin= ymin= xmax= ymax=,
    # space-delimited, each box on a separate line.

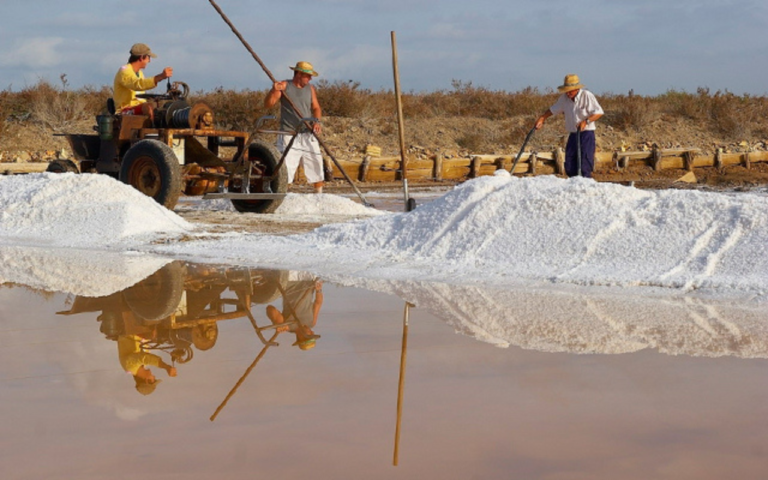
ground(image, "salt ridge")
xmin=0 ymin=173 xmax=191 ymax=248
xmin=157 ymin=175 xmax=768 ymax=298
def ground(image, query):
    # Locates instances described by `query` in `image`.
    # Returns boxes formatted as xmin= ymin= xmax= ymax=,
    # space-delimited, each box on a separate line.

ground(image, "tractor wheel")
xmin=229 ymin=141 xmax=287 ymax=213
xmin=46 ymin=159 xmax=79 ymax=173
xmin=120 ymin=139 xmax=182 ymax=209
xmin=123 ymin=261 xmax=185 ymax=323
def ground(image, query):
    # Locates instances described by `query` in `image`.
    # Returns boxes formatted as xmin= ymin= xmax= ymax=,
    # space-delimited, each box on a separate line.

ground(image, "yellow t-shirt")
xmin=118 ymin=335 xmax=162 ymax=375
xmin=113 ymin=64 xmax=156 ymax=112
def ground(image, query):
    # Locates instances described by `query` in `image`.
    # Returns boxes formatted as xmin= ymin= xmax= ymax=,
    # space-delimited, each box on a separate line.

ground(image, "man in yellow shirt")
xmin=118 ymin=333 xmax=177 ymax=395
xmin=113 ymin=43 xmax=173 ymax=121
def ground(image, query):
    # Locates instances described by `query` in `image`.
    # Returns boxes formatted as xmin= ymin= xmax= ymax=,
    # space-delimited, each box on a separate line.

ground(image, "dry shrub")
xmin=27 ymin=76 xmax=91 ymax=132
xmin=602 ymin=90 xmax=658 ymax=131
xmin=315 ymin=79 xmax=383 ymax=118
xmin=658 ymin=88 xmax=708 ymax=121
xmin=456 ymin=132 xmax=485 ymax=151
xmin=195 ymin=87 xmax=266 ymax=131
xmin=709 ymin=90 xmax=749 ymax=139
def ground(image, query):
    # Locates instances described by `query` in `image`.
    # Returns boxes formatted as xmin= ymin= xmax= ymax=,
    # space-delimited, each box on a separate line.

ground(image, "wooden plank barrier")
xmin=0 ymin=163 xmax=48 ymax=174
xmin=5 ymin=149 xmax=768 ymax=183
xmin=323 ymin=148 xmax=768 ymax=183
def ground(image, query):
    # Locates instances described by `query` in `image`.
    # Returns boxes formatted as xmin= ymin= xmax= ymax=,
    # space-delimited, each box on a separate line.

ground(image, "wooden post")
xmin=470 ymin=156 xmax=481 ymax=178
xmin=620 ymin=155 xmax=629 ymax=170
xmin=323 ymin=157 xmax=334 ymax=181
xmin=555 ymin=147 xmax=565 ymax=176
xmin=360 ymin=155 xmax=371 ymax=181
xmin=743 ymin=151 xmax=752 ymax=169
xmin=434 ymin=154 xmax=444 ymax=181
xmin=391 ymin=32 xmax=408 ymax=182
xmin=652 ymin=145 xmax=662 ymax=172
xmin=715 ymin=148 xmax=723 ymax=170
xmin=529 ymin=152 xmax=538 ymax=175
xmin=496 ymin=156 xmax=508 ymax=171
xmin=683 ymin=150 xmax=695 ymax=172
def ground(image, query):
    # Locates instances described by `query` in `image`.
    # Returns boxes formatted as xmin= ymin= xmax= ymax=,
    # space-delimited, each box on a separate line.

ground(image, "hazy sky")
xmin=1 ymin=0 xmax=766 ymax=95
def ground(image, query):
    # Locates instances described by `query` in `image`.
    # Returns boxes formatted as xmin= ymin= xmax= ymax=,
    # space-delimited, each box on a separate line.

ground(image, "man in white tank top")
xmin=264 ymin=61 xmax=325 ymax=193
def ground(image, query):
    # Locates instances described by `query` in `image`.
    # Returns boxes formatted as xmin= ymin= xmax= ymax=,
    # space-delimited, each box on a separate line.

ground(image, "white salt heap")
xmin=0 ymin=173 xmax=191 ymax=247
xmin=161 ymin=175 xmax=768 ymax=298
xmin=180 ymin=192 xmax=384 ymax=219
xmin=1 ymin=173 xmax=767 ymax=299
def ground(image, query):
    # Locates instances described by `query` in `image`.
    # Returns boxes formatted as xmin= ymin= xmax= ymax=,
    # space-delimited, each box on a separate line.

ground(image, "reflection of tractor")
xmin=57 ymin=261 xmax=289 ymax=364
xmin=54 ymin=81 xmax=288 ymax=213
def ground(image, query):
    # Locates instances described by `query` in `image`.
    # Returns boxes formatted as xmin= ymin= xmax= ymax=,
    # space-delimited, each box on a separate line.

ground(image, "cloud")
xmin=0 ymin=37 xmax=65 ymax=68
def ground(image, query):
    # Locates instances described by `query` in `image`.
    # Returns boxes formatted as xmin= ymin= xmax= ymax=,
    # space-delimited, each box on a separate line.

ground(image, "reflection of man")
xmin=118 ymin=334 xmax=177 ymax=395
xmin=266 ymin=277 xmax=323 ymax=350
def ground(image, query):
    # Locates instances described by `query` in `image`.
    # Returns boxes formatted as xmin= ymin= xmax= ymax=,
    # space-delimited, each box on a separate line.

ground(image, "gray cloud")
xmin=1 ymin=0 xmax=766 ymax=94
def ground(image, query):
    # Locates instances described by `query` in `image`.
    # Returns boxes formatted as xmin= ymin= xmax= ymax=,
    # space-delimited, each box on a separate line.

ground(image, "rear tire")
xmin=46 ymin=159 xmax=79 ymax=173
xmin=120 ymin=139 xmax=182 ymax=209
xmin=230 ymin=141 xmax=287 ymax=213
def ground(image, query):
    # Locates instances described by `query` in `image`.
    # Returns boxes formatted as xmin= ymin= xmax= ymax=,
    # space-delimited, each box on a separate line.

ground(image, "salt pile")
xmin=163 ymin=175 xmax=768 ymax=297
xmin=0 ymin=173 xmax=192 ymax=247
xmin=182 ymin=192 xmax=384 ymax=218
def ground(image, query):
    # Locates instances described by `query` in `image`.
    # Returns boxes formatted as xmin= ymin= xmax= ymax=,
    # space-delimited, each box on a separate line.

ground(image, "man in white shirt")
xmin=534 ymin=74 xmax=604 ymax=177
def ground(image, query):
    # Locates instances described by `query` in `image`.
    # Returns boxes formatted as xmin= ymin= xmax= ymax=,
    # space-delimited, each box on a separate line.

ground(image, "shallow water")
xmin=1 ymin=259 xmax=767 ymax=479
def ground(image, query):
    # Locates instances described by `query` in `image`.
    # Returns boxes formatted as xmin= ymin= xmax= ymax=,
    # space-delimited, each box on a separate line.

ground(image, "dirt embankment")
xmin=3 ymin=114 xmax=768 ymax=189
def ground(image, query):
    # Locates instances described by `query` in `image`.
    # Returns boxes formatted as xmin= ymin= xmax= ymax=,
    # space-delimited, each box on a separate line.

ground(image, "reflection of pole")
xmin=210 ymin=330 xmax=279 ymax=422
xmin=393 ymin=301 xmax=412 ymax=466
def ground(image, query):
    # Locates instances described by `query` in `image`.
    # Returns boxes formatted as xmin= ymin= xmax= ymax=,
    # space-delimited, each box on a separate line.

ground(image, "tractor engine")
xmin=149 ymin=81 xmax=215 ymax=130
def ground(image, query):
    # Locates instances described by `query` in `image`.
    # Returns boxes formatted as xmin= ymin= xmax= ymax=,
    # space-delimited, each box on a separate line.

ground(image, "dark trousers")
xmin=565 ymin=130 xmax=596 ymax=178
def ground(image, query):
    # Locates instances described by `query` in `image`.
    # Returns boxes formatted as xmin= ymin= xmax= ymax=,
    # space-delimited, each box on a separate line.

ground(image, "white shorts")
xmin=277 ymin=133 xmax=325 ymax=184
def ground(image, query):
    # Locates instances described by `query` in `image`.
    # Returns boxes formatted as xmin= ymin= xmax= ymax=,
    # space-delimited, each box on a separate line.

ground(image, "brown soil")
xmin=3 ymin=115 xmax=768 ymax=190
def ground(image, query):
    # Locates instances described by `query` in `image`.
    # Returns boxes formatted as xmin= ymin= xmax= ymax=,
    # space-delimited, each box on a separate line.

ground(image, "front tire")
xmin=229 ymin=141 xmax=287 ymax=213
xmin=120 ymin=139 xmax=182 ymax=209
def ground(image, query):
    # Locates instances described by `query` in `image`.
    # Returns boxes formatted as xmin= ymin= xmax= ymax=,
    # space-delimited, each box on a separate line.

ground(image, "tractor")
xmin=54 ymin=81 xmax=288 ymax=213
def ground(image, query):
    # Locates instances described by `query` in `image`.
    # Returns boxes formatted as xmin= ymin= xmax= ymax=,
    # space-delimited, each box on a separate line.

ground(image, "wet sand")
xmin=1 ymin=264 xmax=767 ymax=479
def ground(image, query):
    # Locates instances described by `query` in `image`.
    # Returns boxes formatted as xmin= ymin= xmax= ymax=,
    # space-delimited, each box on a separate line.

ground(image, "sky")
xmin=1 ymin=0 xmax=767 ymax=96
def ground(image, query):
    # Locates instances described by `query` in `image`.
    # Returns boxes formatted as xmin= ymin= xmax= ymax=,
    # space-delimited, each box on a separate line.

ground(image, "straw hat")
xmin=290 ymin=61 xmax=319 ymax=77
xmin=557 ymin=74 xmax=584 ymax=93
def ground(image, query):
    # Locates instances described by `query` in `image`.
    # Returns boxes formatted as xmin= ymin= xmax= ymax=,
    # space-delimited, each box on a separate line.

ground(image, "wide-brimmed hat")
xmin=557 ymin=74 xmax=583 ymax=93
xmin=292 ymin=334 xmax=321 ymax=351
xmin=130 ymin=43 xmax=157 ymax=58
xmin=290 ymin=61 xmax=319 ymax=77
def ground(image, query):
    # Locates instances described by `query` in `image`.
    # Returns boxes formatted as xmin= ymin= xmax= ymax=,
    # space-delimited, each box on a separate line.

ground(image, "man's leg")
xmin=277 ymin=134 xmax=301 ymax=184
xmin=564 ymin=133 xmax=578 ymax=177
xmin=298 ymin=134 xmax=326 ymax=193
xmin=579 ymin=131 xmax=596 ymax=178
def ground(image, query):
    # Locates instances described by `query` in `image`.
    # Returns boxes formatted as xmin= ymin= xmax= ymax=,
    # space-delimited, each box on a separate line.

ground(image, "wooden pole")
xmin=391 ymin=31 xmax=411 ymax=212
xmin=208 ymin=0 xmax=372 ymax=206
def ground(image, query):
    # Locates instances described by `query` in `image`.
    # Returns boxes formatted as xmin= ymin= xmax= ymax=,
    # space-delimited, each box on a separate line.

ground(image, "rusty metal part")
xmin=183 ymin=164 xmax=229 ymax=195
xmin=189 ymin=101 xmax=214 ymax=130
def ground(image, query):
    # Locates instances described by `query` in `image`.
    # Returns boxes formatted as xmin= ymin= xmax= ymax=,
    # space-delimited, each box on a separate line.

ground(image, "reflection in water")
xmin=57 ymin=262 xmax=324 ymax=397
xmin=333 ymin=277 xmax=768 ymax=359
